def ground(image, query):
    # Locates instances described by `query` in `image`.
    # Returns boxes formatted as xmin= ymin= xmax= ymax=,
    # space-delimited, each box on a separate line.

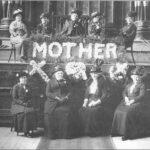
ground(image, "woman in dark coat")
xmin=36 ymin=12 xmax=53 ymax=37
xmin=44 ymin=65 xmax=71 ymax=139
xmin=11 ymin=72 xmax=36 ymax=137
xmin=61 ymin=9 xmax=84 ymax=36
xmin=79 ymin=66 xmax=121 ymax=137
xmin=111 ymin=66 xmax=150 ymax=140
xmin=114 ymin=11 xmax=137 ymax=48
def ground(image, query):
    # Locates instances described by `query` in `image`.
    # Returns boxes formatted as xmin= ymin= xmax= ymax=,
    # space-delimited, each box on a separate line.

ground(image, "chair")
xmin=8 ymin=43 xmax=16 ymax=62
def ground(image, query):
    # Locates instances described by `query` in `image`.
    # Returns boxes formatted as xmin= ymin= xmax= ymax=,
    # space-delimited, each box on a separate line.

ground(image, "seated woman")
xmin=88 ymin=11 xmax=104 ymax=39
xmin=36 ymin=12 xmax=53 ymax=38
xmin=9 ymin=8 xmax=31 ymax=62
xmin=11 ymin=72 xmax=36 ymax=137
xmin=44 ymin=65 xmax=72 ymax=139
xmin=61 ymin=8 xmax=84 ymax=37
xmin=79 ymin=66 xmax=121 ymax=137
xmin=111 ymin=66 xmax=150 ymax=140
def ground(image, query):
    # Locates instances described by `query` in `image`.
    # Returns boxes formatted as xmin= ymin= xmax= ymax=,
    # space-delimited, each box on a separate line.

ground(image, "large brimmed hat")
xmin=131 ymin=66 xmax=145 ymax=76
xmin=52 ymin=65 xmax=64 ymax=75
xmin=91 ymin=11 xmax=101 ymax=18
xmin=40 ymin=12 xmax=49 ymax=19
xmin=126 ymin=11 xmax=137 ymax=18
xmin=71 ymin=8 xmax=82 ymax=16
xmin=13 ymin=9 xmax=23 ymax=18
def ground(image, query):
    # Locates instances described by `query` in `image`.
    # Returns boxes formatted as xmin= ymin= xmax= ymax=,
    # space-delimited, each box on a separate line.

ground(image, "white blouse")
xmin=89 ymin=79 xmax=98 ymax=94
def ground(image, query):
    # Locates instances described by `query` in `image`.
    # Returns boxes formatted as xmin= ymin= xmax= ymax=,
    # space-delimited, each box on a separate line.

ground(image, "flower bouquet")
xmin=65 ymin=61 xmax=87 ymax=82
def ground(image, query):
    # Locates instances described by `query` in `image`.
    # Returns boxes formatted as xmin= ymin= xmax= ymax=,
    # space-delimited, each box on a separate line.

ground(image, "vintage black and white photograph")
xmin=0 ymin=0 xmax=150 ymax=149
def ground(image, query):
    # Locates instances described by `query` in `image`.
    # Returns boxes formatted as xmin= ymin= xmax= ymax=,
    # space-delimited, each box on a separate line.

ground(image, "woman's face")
xmin=90 ymin=72 xmax=98 ymax=80
xmin=15 ymin=14 xmax=22 ymax=22
xmin=126 ymin=17 xmax=133 ymax=24
xmin=41 ymin=17 xmax=48 ymax=25
xmin=93 ymin=16 xmax=99 ymax=23
xmin=71 ymin=13 xmax=78 ymax=21
xmin=131 ymin=74 xmax=140 ymax=83
xmin=19 ymin=76 xmax=27 ymax=85
xmin=55 ymin=71 xmax=64 ymax=80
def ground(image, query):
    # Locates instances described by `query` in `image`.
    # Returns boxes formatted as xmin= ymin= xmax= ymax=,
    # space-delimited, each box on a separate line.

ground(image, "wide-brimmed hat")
xmin=126 ymin=11 xmax=137 ymax=18
xmin=40 ymin=12 xmax=49 ymax=19
xmin=52 ymin=65 xmax=64 ymax=75
xmin=71 ymin=8 xmax=82 ymax=16
xmin=13 ymin=9 xmax=23 ymax=18
xmin=16 ymin=72 xmax=29 ymax=78
xmin=91 ymin=11 xmax=101 ymax=18
xmin=131 ymin=66 xmax=145 ymax=76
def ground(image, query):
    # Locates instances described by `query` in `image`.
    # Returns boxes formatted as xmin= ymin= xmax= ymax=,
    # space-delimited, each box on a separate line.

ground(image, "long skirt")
xmin=11 ymin=37 xmax=33 ymax=61
xmin=79 ymin=105 xmax=114 ymax=137
xmin=111 ymin=102 xmax=150 ymax=139
xmin=44 ymin=105 xmax=72 ymax=139
xmin=13 ymin=111 xmax=37 ymax=134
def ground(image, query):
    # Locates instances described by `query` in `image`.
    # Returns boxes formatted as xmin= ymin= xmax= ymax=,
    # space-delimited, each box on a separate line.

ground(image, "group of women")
xmin=10 ymin=6 xmax=150 ymax=141
xmin=11 ymin=60 xmax=150 ymax=141
xmin=9 ymin=7 xmax=137 ymax=62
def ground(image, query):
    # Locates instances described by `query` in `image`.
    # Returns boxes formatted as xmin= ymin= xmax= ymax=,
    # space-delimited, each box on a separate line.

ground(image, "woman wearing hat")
xmin=61 ymin=8 xmax=84 ymax=36
xmin=79 ymin=66 xmax=121 ymax=136
xmin=44 ymin=65 xmax=72 ymax=139
xmin=114 ymin=11 xmax=137 ymax=48
xmin=9 ymin=8 xmax=29 ymax=62
xmin=88 ymin=11 xmax=104 ymax=38
xmin=111 ymin=66 xmax=149 ymax=140
xmin=36 ymin=12 xmax=53 ymax=37
xmin=11 ymin=72 xmax=36 ymax=137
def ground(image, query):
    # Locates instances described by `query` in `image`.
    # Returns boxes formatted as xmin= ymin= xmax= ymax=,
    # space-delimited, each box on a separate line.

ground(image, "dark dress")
xmin=37 ymin=23 xmax=53 ymax=36
xmin=79 ymin=74 xmax=121 ymax=136
xmin=44 ymin=77 xmax=72 ymax=139
xmin=11 ymin=83 xmax=36 ymax=134
xmin=111 ymin=81 xmax=150 ymax=139
xmin=61 ymin=19 xmax=84 ymax=36
xmin=114 ymin=22 xmax=137 ymax=48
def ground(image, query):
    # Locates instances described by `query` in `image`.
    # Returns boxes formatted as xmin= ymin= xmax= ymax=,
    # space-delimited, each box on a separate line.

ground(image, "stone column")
xmin=105 ymin=1 xmax=114 ymax=24
xmin=134 ymin=1 xmax=150 ymax=41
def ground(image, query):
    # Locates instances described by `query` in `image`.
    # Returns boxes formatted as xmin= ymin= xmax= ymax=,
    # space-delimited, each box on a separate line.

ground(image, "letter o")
xmin=48 ymin=42 xmax=63 ymax=57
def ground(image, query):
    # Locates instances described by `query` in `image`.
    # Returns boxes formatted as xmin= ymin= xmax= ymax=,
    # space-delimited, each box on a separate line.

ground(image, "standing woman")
xmin=9 ymin=8 xmax=28 ymax=62
xmin=44 ymin=65 xmax=71 ymax=139
xmin=111 ymin=66 xmax=149 ymax=140
xmin=11 ymin=72 xmax=36 ymax=137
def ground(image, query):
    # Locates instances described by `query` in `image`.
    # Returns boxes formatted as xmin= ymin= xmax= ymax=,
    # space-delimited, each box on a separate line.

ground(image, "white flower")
xmin=65 ymin=62 xmax=87 ymax=80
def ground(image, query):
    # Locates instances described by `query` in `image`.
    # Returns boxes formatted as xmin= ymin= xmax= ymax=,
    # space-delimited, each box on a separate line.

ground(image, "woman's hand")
xmin=128 ymin=99 xmax=135 ymax=105
xmin=124 ymin=96 xmax=129 ymax=105
xmin=83 ymin=99 xmax=88 ymax=108
xmin=88 ymin=101 xmax=97 ymax=107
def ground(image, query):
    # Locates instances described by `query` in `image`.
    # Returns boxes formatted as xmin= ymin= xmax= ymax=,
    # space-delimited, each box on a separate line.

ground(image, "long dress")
xmin=111 ymin=81 xmax=150 ymax=139
xmin=9 ymin=20 xmax=32 ymax=61
xmin=11 ymin=83 xmax=37 ymax=134
xmin=79 ymin=74 xmax=121 ymax=137
xmin=44 ymin=77 xmax=72 ymax=139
